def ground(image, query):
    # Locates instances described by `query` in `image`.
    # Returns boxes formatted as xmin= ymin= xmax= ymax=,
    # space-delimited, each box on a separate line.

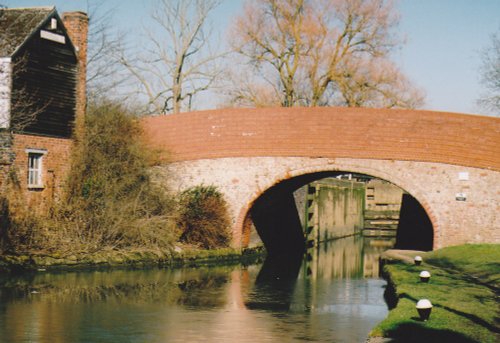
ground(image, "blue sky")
xmin=3 ymin=0 xmax=499 ymax=115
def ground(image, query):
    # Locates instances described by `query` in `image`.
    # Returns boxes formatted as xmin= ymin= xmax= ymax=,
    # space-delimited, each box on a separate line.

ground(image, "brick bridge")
xmin=142 ymin=107 xmax=500 ymax=251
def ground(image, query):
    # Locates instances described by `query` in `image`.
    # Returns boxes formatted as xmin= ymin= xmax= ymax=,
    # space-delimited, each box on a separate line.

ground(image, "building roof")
xmin=0 ymin=7 xmax=56 ymax=57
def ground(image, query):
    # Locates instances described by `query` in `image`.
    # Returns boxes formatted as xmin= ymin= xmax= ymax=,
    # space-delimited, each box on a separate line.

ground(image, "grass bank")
xmin=370 ymin=244 xmax=499 ymax=343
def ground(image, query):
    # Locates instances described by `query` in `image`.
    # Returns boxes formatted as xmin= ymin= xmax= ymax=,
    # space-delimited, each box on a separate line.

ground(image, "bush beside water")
xmin=178 ymin=186 xmax=231 ymax=249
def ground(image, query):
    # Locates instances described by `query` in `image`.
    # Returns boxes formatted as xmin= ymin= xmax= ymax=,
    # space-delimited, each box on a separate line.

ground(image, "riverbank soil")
xmin=0 ymin=246 xmax=266 ymax=272
xmin=370 ymin=244 xmax=499 ymax=343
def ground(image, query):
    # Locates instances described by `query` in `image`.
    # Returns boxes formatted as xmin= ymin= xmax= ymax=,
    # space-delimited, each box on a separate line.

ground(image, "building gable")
xmin=1 ymin=7 xmax=79 ymax=138
xmin=0 ymin=7 xmax=58 ymax=58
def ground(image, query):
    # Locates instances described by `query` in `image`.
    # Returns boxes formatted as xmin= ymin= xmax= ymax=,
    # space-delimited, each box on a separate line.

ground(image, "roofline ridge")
xmin=8 ymin=7 xmax=59 ymax=58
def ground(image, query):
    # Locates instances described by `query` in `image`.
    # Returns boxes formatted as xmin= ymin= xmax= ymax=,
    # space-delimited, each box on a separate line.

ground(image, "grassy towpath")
xmin=369 ymin=244 xmax=499 ymax=343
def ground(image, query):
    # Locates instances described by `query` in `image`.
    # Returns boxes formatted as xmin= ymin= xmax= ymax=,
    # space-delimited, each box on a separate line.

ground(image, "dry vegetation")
xmin=178 ymin=185 xmax=231 ymax=249
xmin=0 ymin=102 xmax=231 ymax=256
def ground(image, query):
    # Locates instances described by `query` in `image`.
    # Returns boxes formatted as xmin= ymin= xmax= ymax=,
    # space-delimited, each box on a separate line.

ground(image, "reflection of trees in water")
xmin=176 ymin=275 xmax=228 ymax=308
xmin=0 ymin=244 xmax=394 ymax=342
xmin=0 ymin=267 xmax=230 ymax=308
xmin=0 ymin=268 xmax=233 ymax=342
xmin=1 ymin=275 xmax=178 ymax=304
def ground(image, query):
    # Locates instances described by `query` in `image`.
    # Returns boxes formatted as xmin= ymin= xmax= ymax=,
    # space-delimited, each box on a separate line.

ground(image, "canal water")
xmin=0 ymin=236 xmax=394 ymax=343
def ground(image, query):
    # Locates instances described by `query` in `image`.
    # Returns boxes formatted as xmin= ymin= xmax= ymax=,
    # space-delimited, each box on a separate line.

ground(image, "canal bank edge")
xmin=365 ymin=249 xmax=423 ymax=343
xmin=367 ymin=244 xmax=500 ymax=343
xmin=0 ymin=246 xmax=266 ymax=273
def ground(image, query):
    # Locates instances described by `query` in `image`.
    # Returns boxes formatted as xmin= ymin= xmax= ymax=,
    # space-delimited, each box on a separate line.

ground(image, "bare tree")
xmin=85 ymin=0 xmax=128 ymax=105
xmin=227 ymin=0 xmax=424 ymax=109
xmin=477 ymin=30 xmax=500 ymax=116
xmin=221 ymin=66 xmax=283 ymax=108
xmin=333 ymin=57 xmax=425 ymax=108
xmin=117 ymin=0 xmax=224 ymax=114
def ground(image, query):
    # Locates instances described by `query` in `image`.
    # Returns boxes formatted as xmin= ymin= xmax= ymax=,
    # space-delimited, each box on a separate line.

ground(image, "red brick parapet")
xmin=141 ymin=107 xmax=500 ymax=171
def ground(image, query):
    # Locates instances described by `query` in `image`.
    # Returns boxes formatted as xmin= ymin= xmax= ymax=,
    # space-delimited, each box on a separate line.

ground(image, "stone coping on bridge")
xmin=141 ymin=107 xmax=500 ymax=171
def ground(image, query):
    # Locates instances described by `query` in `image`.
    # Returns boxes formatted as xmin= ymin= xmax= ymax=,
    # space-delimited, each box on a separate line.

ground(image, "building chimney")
xmin=62 ymin=11 xmax=88 ymax=133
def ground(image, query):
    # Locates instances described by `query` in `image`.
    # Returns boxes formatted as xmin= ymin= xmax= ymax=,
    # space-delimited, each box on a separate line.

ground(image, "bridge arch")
xmin=142 ymin=107 xmax=500 ymax=249
xmin=236 ymin=161 xmax=437 ymax=252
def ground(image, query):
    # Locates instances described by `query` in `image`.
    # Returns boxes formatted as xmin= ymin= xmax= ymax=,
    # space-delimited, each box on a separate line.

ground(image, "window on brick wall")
xmin=26 ymin=149 xmax=47 ymax=188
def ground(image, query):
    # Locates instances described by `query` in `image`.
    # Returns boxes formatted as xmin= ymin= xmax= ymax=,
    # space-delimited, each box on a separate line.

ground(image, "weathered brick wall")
xmin=143 ymin=107 xmax=499 ymax=250
xmin=10 ymin=133 xmax=72 ymax=210
xmin=156 ymin=157 xmax=499 ymax=250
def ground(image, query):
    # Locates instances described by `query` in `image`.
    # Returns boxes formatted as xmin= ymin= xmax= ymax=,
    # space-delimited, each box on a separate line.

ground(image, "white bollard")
xmin=416 ymin=299 xmax=433 ymax=321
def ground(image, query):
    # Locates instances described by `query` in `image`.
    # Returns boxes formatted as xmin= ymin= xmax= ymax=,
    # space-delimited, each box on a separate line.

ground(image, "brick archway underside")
xmin=237 ymin=168 xmax=436 ymax=251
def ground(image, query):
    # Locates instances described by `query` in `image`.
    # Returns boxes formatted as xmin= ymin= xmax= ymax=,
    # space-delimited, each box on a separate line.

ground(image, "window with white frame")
xmin=26 ymin=149 xmax=46 ymax=188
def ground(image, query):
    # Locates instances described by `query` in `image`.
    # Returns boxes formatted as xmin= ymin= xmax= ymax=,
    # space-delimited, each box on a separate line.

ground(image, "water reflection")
xmin=246 ymin=248 xmax=303 ymax=312
xmin=303 ymin=235 xmax=396 ymax=280
xmin=0 ymin=236 xmax=393 ymax=343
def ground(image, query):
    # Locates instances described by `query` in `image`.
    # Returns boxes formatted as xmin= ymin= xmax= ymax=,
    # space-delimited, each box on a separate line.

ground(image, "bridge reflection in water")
xmin=0 ymin=236 xmax=393 ymax=343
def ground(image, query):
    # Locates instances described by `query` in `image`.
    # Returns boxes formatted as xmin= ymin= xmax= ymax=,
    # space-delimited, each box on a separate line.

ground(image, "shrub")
xmin=57 ymin=101 xmax=178 ymax=252
xmin=1 ymin=101 xmax=178 ymax=255
xmin=0 ymin=169 xmax=47 ymax=253
xmin=178 ymin=186 xmax=231 ymax=249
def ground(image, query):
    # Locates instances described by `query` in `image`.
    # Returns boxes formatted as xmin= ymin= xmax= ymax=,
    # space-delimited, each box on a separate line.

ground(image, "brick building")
xmin=0 ymin=7 xmax=87 ymax=210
